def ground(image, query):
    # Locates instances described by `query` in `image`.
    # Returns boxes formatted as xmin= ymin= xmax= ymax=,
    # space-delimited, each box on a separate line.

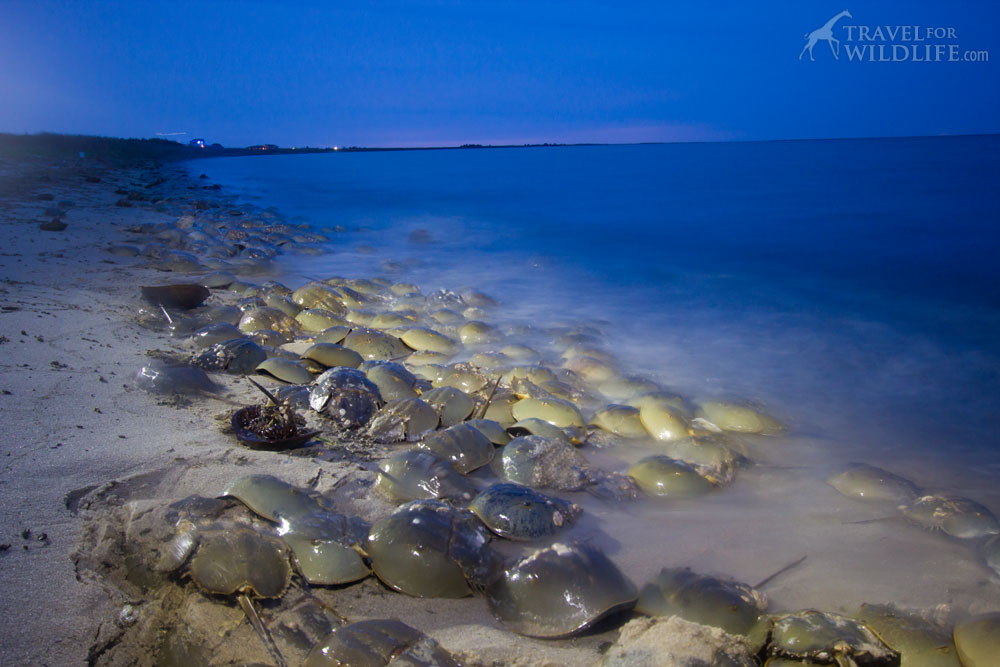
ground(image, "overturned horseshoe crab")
xmin=231 ymin=379 xmax=319 ymax=450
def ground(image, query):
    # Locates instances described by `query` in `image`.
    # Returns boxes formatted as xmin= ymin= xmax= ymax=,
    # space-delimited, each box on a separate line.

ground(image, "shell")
xmin=421 ymin=386 xmax=475 ymax=427
xmin=464 ymin=419 xmax=511 ymax=445
xmin=768 ymin=610 xmax=900 ymax=665
xmin=855 ymin=604 xmax=960 ymax=667
xmin=309 ymin=367 xmax=383 ymax=429
xmin=303 ymin=619 xmax=460 ymax=667
xmin=281 ymin=511 xmax=371 ymax=586
xmin=221 ymin=474 xmax=326 ymax=523
xmin=134 ymin=363 xmax=221 ymax=395
xmin=399 ymin=327 xmax=459 ymax=354
xmin=187 ymin=323 xmax=245 ymax=350
xmin=469 ymin=483 xmax=581 ymax=540
xmin=953 ymin=612 xmax=1000 ymax=667
xmin=638 ymin=399 xmax=690 ymax=442
xmin=301 ymin=342 xmax=364 ymax=369
xmin=342 ymin=328 xmax=411 ymax=360
xmin=365 ymin=362 xmax=420 ymax=401
xmin=827 ymin=463 xmax=921 ymax=504
xmin=368 ymin=398 xmax=440 ymax=443
xmin=417 ymin=423 xmax=495 ymax=473
xmin=589 ymin=404 xmax=649 ymax=439
xmin=192 ymin=338 xmax=268 ymax=373
xmin=238 ymin=306 xmax=300 ymax=337
xmin=367 ymin=500 xmax=493 ymax=598
xmin=296 ymin=308 xmax=349 ymax=332
xmin=696 ymin=401 xmax=784 ymax=435
xmin=901 ymin=495 xmax=1000 ymax=539
xmin=500 ymin=435 xmax=593 ymax=491
xmin=255 ymin=357 xmax=315 ymax=384
xmin=511 ymin=396 xmax=585 ymax=428
xmin=627 ymin=456 xmax=714 ymax=499
xmin=141 ymin=283 xmax=210 ymax=310
xmin=635 ymin=568 xmax=768 ymax=649
xmin=187 ymin=526 xmax=291 ymax=598
xmin=486 ymin=542 xmax=637 ymax=638
xmin=374 ymin=450 xmax=477 ymax=505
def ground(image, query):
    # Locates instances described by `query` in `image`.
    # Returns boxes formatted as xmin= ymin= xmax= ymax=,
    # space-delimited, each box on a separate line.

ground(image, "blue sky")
xmin=0 ymin=1 xmax=996 ymax=147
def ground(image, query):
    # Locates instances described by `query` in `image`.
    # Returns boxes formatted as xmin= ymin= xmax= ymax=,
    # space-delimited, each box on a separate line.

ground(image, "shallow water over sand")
xmin=192 ymin=136 xmax=1000 ymax=615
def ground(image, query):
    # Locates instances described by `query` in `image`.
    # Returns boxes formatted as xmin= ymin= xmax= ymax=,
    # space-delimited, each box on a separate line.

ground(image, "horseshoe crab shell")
xmin=309 ymin=367 xmax=383 ymax=429
xmin=187 ymin=323 xmax=246 ymax=349
xmin=464 ymin=419 xmax=511 ymax=445
xmin=854 ymin=604 xmax=960 ymax=667
xmin=499 ymin=435 xmax=593 ymax=491
xmin=421 ymin=386 xmax=475 ymax=427
xmin=768 ymin=610 xmax=900 ymax=667
xmin=255 ymin=357 xmax=314 ymax=384
xmin=141 ymin=283 xmax=210 ymax=310
xmin=367 ymin=398 xmax=440 ymax=443
xmin=367 ymin=500 xmax=493 ymax=598
xmin=901 ymin=495 xmax=999 ymax=539
xmin=301 ymin=342 xmax=364 ymax=369
xmin=469 ymin=483 xmax=581 ymax=540
xmin=589 ymin=404 xmax=649 ymax=439
xmin=221 ymin=474 xmax=327 ymax=523
xmin=374 ymin=450 xmax=477 ymax=505
xmin=627 ymin=456 xmax=715 ymax=499
xmin=511 ymin=396 xmax=585 ymax=428
xmin=827 ymin=463 xmax=921 ymax=504
xmin=342 ymin=328 xmax=410 ymax=360
xmin=364 ymin=361 xmax=419 ymax=401
xmin=134 ymin=363 xmax=222 ymax=395
xmin=304 ymin=619 xmax=460 ymax=667
xmin=416 ymin=423 xmax=494 ymax=473
xmin=635 ymin=568 xmax=768 ymax=649
xmin=192 ymin=338 xmax=268 ymax=374
xmin=280 ymin=511 xmax=372 ymax=586
xmin=186 ymin=526 xmax=292 ymax=598
xmin=696 ymin=401 xmax=784 ymax=435
xmin=238 ymin=306 xmax=300 ymax=337
xmin=485 ymin=542 xmax=638 ymax=638
xmin=953 ymin=612 xmax=1000 ymax=667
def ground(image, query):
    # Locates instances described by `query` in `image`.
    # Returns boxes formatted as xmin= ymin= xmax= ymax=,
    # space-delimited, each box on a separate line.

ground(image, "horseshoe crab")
xmin=278 ymin=511 xmax=371 ymax=586
xmin=374 ymin=450 xmax=477 ymax=505
xmin=421 ymin=386 xmax=475 ymax=427
xmin=304 ymin=619 xmax=459 ymax=667
xmin=485 ymin=542 xmax=637 ymax=638
xmin=222 ymin=474 xmax=328 ymax=524
xmin=506 ymin=418 xmax=572 ymax=442
xmin=985 ymin=535 xmax=1000 ymax=577
xmin=342 ymin=328 xmax=410 ymax=360
xmin=854 ymin=604 xmax=960 ymax=667
xmin=638 ymin=398 xmax=691 ymax=442
xmin=459 ymin=321 xmax=499 ymax=345
xmin=309 ymin=367 xmax=383 ymax=429
xmin=141 ymin=283 xmax=210 ymax=310
xmin=301 ymin=342 xmax=363 ymax=369
xmin=313 ymin=325 xmax=352 ymax=344
xmin=367 ymin=500 xmax=494 ymax=598
xmin=432 ymin=367 xmax=489 ymax=394
xmin=187 ymin=322 xmax=245 ymax=349
xmin=696 ymin=401 xmax=784 ymax=435
xmin=367 ymin=398 xmax=440 ymax=443
xmin=464 ymin=418 xmax=511 ymax=445
xmin=255 ymin=358 xmax=314 ymax=384
xmin=500 ymin=435 xmax=638 ymax=499
xmin=657 ymin=433 xmax=750 ymax=485
xmin=399 ymin=327 xmax=459 ymax=354
xmin=511 ymin=396 xmax=585 ymax=428
xmin=292 ymin=282 xmax=347 ymax=313
xmin=901 ymin=495 xmax=999 ymax=539
xmin=364 ymin=361 xmax=419 ymax=401
xmin=953 ymin=612 xmax=1000 ymax=667
xmin=469 ymin=483 xmax=581 ymax=540
xmin=192 ymin=338 xmax=268 ymax=374
xmin=417 ymin=423 xmax=494 ymax=473
xmin=231 ymin=380 xmax=319 ymax=450
xmin=160 ymin=524 xmax=293 ymax=667
xmin=590 ymin=404 xmax=649 ymax=439
xmin=627 ymin=456 xmax=715 ymax=499
xmin=135 ymin=363 xmax=221 ymax=395
xmin=768 ymin=610 xmax=900 ymax=667
xmin=635 ymin=568 xmax=768 ymax=651
xmin=827 ymin=464 xmax=921 ymax=504
xmin=238 ymin=306 xmax=300 ymax=337
xmin=296 ymin=308 xmax=349 ymax=332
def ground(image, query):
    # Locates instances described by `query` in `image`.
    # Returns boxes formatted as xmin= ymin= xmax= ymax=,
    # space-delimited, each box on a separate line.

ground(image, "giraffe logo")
xmin=800 ymin=10 xmax=853 ymax=61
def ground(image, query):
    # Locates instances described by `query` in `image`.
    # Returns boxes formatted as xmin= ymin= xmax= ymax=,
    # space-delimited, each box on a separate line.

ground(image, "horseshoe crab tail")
xmin=754 ymin=555 xmax=807 ymax=589
xmin=238 ymin=593 xmax=287 ymax=667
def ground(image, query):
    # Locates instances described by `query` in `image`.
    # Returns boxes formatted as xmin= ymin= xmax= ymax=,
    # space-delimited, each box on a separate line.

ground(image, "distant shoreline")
xmin=3 ymin=131 xmax=999 ymax=164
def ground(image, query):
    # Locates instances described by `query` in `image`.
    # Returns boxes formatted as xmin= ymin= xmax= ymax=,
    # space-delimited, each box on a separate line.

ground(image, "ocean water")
xmin=191 ymin=136 xmax=1000 ymax=614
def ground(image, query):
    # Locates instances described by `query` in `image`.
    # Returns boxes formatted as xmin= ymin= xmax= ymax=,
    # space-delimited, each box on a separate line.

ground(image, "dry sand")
xmin=0 ymin=156 xmax=629 ymax=666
